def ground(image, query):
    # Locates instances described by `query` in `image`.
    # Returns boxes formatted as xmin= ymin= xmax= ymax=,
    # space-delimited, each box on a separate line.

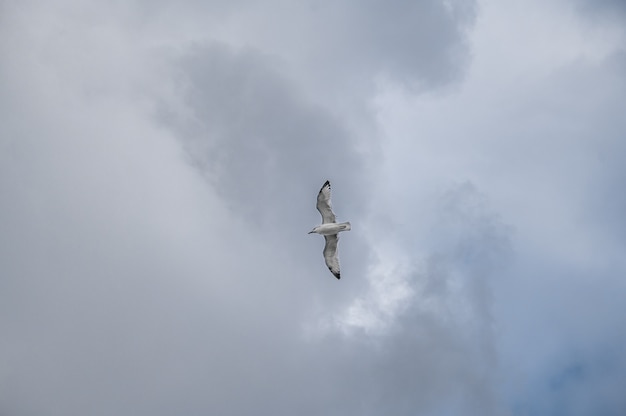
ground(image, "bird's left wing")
xmin=323 ymin=234 xmax=341 ymax=279
xmin=316 ymin=180 xmax=336 ymax=224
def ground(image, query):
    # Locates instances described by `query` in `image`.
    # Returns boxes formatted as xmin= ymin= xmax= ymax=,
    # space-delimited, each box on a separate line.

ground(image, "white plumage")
xmin=308 ymin=180 xmax=351 ymax=279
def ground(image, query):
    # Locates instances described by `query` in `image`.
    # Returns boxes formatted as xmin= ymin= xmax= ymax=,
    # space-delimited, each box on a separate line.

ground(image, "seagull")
xmin=308 ymin=180 xmax=351 ymax=279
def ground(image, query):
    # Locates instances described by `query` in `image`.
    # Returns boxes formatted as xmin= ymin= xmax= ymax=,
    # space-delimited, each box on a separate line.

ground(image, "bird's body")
xmin=308 ymin=180 xmax=351 ymax=279
xmin=309 ymin=222 xmax=352 ymax=236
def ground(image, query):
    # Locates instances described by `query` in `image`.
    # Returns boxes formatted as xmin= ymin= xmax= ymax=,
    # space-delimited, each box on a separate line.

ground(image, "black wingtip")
xmin=323 ymin=180 xmax=330 ymax=187
xmin=328 ymin=266 xmax=340 ymax=279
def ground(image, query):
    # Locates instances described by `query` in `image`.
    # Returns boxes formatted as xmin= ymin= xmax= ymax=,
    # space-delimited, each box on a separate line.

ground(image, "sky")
xmin=1 ymin=0 xmax=625 ymax=415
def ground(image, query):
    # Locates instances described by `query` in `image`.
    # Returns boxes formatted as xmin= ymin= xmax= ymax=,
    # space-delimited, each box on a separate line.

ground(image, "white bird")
xmin=308 ymin=180 xmax=351 ymax=279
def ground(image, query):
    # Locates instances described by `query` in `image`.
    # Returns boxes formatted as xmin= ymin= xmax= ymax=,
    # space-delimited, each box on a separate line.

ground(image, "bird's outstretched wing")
xmin=316 ymin=180 xmax=336 ymax=224
xmin=323 ymin=234 xmax=341 ymax=279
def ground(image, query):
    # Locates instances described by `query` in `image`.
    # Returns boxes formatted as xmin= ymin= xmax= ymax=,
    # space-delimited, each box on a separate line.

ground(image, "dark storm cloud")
xmin=155 ymin=0 xmax=480 ymax=231
xmin=141 ymin=0 xmax=477 ymax=95
xmin=332 ymin=0 xmax=477 ymax=87
xmin=158 ymin=43 xmax=378 ymax=310
xmin=270 ymin=0 xmax=478 ymax=89
xmin=160 ymin=43 xmax=367 ymax=228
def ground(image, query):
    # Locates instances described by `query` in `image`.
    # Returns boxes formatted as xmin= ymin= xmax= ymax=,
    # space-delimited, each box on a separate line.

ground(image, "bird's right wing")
xmin=316 ymin=180 xmax=336 ymax=224
xmin=323 ymin=234 xmax=341 ymax=279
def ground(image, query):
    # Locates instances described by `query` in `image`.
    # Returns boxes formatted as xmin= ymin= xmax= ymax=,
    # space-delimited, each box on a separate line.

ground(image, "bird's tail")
xmin=340 ymin=221 xmax=351 ymax=231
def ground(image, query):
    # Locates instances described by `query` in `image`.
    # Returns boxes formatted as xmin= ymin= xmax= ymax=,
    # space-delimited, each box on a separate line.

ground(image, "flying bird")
xmin=308 ymin=180 xmax=351 ymax=279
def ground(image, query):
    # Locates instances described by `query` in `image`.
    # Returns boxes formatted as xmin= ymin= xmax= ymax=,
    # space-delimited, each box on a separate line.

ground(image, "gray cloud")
xmin=575 ymin=0 xmax=626 ymax=16
xmin=137 ymin=0 xmax=477 ymax=98
xmin=289 ymin=0 xmax=477 ymax=89
xmin=5 ymin=0 xmax=626 ymax=415
xmin=322 ymin=182 xmax=512 ymax=415
xmin=1 ymin=1 xmax=485 ymax=414
xmin=161 ymin=43 xmax=367 ymax=228
xmin=158 ymin=42 xmax=377 ymax=314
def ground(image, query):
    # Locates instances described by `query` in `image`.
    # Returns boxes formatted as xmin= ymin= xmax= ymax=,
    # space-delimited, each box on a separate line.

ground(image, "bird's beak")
xmin=308 ymin=230 xmax=314 ymax=234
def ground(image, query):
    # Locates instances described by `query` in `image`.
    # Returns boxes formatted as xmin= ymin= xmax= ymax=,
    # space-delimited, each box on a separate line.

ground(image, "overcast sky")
xmin=1 ymin=0 xmax=625 ymax=415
